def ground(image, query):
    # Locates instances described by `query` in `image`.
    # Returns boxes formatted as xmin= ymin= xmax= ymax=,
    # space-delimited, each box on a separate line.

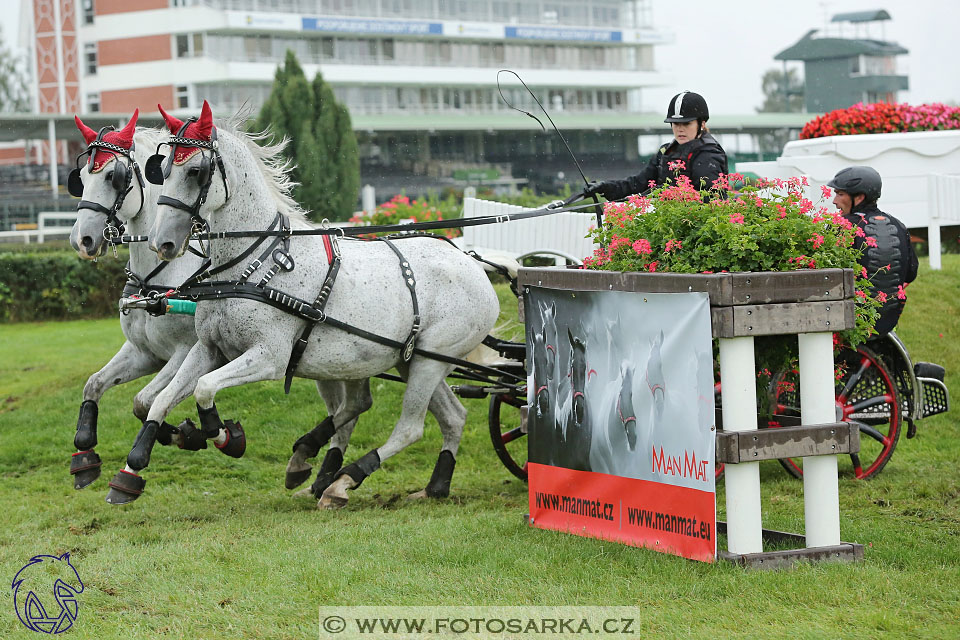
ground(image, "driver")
xmin=829 ymin=166 xmax=918 ymax=336
xmin=585 ymin=91 xmax=728 ymax=199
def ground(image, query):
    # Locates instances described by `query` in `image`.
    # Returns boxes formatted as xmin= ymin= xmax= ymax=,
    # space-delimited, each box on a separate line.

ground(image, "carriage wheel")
xmin=488 ymin=391 xmax=528 ymax=482
xmin=770 ymin=344 xmax=902 ymax=480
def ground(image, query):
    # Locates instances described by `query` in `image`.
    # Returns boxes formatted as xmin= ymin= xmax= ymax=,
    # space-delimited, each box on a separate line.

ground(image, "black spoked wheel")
xmin=488 ymin=389 xmax=528 ymax=482
xmin=771 ymin=344 xmax=902 ymax=480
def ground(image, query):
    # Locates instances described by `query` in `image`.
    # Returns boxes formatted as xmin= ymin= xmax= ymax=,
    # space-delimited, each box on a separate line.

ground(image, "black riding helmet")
xmin=664 ymin=91 xmax=709 ymax=123
xmin=828 ymin=166 xmax=882 ymax=202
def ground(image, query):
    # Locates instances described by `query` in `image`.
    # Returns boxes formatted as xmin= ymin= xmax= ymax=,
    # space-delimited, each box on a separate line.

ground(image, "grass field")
xmin=1 ymin=259 xmax=959 ymax=639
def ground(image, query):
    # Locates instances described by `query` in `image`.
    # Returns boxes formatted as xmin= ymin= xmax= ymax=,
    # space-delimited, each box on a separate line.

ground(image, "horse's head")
xmin=646 ymin=330 xmax=666 ymax=411
xmin=618 ymin=364 xmax=638 ymax=450
xmin=535 ymin=300 xmax=558 ymax=381
xmin=147 ymin=100 xmax=230 ymax=261
xmin=11 ymin=552 xmax=84 ymax=634
xmin=567 ymin=326 xmax=589 ymax=424
xmin=68 ymin=110 xmax=144 ymax=259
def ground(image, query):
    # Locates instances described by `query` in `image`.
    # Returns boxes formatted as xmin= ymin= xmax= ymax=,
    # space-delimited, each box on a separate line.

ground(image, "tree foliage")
xmin=0 ymin=27 xmax=30 ymax=113
xmin=757 ymin=67 xmax=805 ymax=114
xmin=256 ymin=51 xmax=360 ymax=221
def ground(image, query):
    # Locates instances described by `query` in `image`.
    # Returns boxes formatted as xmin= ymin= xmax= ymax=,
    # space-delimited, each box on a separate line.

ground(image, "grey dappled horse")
xmin=67 ymin=112 xmax=216 ymax=490
xmin=116 ymin=101 xmax=498 ymax=508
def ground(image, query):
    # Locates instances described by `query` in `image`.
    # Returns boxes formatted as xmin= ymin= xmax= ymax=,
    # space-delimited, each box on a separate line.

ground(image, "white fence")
xmin=928 ymin=174 xmax=960 ymax=270
xmin=457 ymin=197 xmax=598 ymax=264
xmin=0 ymin=212 xmax=77 ymax=244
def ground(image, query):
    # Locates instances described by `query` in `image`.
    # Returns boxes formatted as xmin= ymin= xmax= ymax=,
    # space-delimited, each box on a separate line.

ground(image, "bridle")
xmin=68 ymin=125 xmax=145 ymax=241
xmin=144 ymin=117 xmax=230 ymax=234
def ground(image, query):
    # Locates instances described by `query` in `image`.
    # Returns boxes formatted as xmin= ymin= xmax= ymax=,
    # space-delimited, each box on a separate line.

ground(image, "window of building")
xmin=850 ymin=55 xmax=862 ymax=75
xmin=175 ymin=85 xmax=189 ymax=109
xmin=82 ymin=0 xmax=95 ymax=25
xmin=176 ymin=33 xmax=205 ymax=57
xmin=171 ymin=0 xmax=191 ymax=7
xmin=84 ymin=43 xmax=97 ymax=74
xmin=86 ymin=92 xmax=100 ymax=113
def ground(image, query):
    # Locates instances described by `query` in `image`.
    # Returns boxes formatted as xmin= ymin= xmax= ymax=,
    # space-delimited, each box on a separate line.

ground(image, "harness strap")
xmin=283 ymin=234 xmax=340 ymax=393
xmin=378 ymin=237 xmax=421 ymax=362
xmin=180 ymin=212 xmax=283 ymax=289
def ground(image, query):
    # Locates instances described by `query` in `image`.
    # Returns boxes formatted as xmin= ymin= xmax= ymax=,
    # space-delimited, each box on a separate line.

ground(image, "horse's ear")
xmin=118 ymin=108 xmax=138 ymax=140
xmin=158 ymin=103 xmax=183 ymax=134
xmin=74 ymin=115 xmax=97 ymax=144
xmin=195 ymin=99 xmax=213 ymax=140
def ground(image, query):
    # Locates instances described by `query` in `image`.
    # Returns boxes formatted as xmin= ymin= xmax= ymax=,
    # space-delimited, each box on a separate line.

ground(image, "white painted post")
xmin=929 ymin=221 xmax=942 ymax=271
xmin=464 ymin=186 xmax=476 ymax=199
xmin=361 ymin=184 xmax=375 ymax=215
xmin=719 ymin=336 xmax=763 ymax=554
xmin=798 ymin=332 xmax=841 ymax=547
xmin=928 ymin=175 xmax=942 ymax=271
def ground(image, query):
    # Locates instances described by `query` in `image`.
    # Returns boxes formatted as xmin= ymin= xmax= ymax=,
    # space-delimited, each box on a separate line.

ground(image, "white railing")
xmin=0 ymin=212 xmax=77 ymax=244
xmin=927 ymin=174 xmax=960 ymax=270
xmin=458 ymin=197 xmax=597 ymax=264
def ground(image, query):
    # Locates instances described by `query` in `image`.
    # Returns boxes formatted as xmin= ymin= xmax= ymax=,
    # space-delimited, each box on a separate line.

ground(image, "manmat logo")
xmin=651 ymin=446 xmax=710 ymax=482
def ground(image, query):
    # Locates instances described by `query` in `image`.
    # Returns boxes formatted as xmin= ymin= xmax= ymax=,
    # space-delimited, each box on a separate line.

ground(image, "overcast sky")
xmin=2 ymin=0 xmax=957 ymax=114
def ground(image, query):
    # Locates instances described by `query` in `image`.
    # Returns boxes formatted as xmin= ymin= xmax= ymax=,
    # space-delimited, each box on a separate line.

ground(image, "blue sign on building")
xmin=302 ymin=17 xmax=442 ymax=35
xmin=505 ymin=26 xmax=622 ymax=42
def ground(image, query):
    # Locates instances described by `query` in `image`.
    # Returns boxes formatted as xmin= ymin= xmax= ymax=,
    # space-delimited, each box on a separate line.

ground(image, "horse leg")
xmin=105 ymin=341 xmax=219 ymax=505
xmin=319 ymin=359 xmax=453 ymax=509
xmin=289 ymin=379 xmax=372 ymax=496
xmin=73 ymin=342 xmax=162 ymax=490
xmin=189 ymin=344 xmax=287 ymax=460
xmin=407 ymin=381 xmax=467 ymax=500
xmin=130 ymin=345 xmax=194 ymax=452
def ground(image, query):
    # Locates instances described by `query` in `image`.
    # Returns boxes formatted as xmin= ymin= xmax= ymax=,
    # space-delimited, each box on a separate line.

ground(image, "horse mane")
xmin=133 ymin=126 xmax=166 ymax=152
xmin=217 ymin=112 xmax=310 ymax=224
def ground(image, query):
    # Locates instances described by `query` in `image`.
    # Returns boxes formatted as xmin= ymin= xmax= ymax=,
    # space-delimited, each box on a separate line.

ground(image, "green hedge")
xmin=0 ymin=249 xmax=128 ymax=322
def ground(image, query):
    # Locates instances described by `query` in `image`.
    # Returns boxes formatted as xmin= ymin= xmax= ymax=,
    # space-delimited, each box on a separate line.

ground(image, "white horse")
xmin=67 ymin=111 xmax=217 ymax=490
xmin=107 ymin=101 xmax=498 ymax=508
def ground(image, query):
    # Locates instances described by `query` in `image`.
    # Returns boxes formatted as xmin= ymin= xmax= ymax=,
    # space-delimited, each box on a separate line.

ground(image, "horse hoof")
xmin=285 ymin=466 xmax=312 ymax=490
xmin=70 ymin=450 xmax=102 ymax=490
xmin=292 ymin=486 xmax=314 ymax=499
xmin=406 ymin=489 xmax=428 ymax=501
xmin=215 ymin=420 xmax=246 ymax=458
xmin=105 ymin=470 xmax=145 ymax=505
xmin=177 ymin=419 xmax=208 ymax=451
xmin=309 ymin=471 xmax=338 ymax=498
xmin=317 ymin=494 xmax=348 ymax=510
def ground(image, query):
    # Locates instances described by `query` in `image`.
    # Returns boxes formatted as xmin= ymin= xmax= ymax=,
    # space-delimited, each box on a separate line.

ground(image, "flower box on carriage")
xmin=516 ymin=264 xmax=864 ymax=567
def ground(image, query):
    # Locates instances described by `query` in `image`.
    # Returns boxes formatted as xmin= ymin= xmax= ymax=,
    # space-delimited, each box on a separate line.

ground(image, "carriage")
xmin=66 ymin=104 xmax=948 ymax=509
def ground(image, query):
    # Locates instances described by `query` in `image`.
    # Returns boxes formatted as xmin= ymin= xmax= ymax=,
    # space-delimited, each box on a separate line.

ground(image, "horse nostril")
xmin=81 ymin=236 xmax=94 ymax=249
xmin=159 ymin=242 xmax=176 ymax=257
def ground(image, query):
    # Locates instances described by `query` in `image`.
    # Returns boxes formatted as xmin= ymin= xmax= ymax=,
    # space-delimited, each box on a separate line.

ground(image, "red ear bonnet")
xmin=160 ymin=100 xmax=215 ymax=164
xmin=76 ymin=109 xmax=139 ymax=172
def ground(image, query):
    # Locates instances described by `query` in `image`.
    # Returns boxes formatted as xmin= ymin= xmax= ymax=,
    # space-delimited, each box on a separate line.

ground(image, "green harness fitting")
xmin=166 ymin=299 xmax=197 ymax=315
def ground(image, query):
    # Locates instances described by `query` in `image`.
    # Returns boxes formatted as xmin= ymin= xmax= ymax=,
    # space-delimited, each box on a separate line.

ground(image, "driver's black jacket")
xmin=598 ymin=132 xmax=728 ymax=200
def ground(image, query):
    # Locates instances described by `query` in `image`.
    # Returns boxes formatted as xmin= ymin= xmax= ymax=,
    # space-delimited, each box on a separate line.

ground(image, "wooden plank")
xmin=725 ymin=269 xmax=851 ymax=305
xmin=719 ymin=543 xmax=864 ymax=570
xmin=518 ymin=267 xmax=727 ymax=300
xmin=715 ymin=422 xmax=859 ymax=464
xmin=712 ymin=300 xmax=856 ymax=337
xmin=518 ymin=267 xmax=856 ymax=308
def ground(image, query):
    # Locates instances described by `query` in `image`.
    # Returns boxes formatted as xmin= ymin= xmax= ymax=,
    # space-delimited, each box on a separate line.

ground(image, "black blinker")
xmin=197 ymin=155 xmax=212 ymax=187
xmin=144 ymin=154 xmax=166 ymax=185
xmin=67 ymin=168 xmax=85 ymax=198
xmin=111 ymin=160 xmax=129 ymax=191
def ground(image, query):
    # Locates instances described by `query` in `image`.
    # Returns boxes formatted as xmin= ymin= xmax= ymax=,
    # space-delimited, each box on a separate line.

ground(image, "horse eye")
xmin=187 ymin=167 xmax=200 ymax=177
xmin=105 ymin=170 xmax=114 ymax=181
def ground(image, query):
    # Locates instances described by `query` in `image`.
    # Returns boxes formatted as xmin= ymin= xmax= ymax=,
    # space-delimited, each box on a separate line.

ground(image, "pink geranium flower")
xmin=632 ymin=238 xmax=652 ymax=255
xmin=729 ymin=213 xmax=745 ymax=224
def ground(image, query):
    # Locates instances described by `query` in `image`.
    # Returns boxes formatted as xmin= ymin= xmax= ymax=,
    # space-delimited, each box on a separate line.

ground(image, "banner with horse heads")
xmin=525 ymin=287 xmax=716 ymax=562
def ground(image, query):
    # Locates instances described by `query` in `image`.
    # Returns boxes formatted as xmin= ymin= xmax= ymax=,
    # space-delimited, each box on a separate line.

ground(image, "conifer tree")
xmin=257 ymin=51 xmax=360 ymax=221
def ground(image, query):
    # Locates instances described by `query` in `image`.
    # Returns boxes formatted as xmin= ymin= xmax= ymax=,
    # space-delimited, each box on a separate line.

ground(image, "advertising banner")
xmin=525 ymin=287 xmax=716 ymax=562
